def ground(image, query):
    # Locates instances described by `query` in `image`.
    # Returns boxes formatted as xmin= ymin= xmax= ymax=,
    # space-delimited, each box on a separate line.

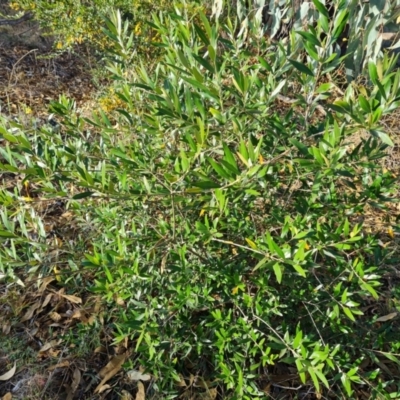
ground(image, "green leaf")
xmin=193 ymin=55 xmax=215 ymax=74
xmin=258 ymin=57 xmax=272 ymax=72
xmin=343 ymin=306 xmax=356 ymax=321
xmin=290 ymin=139 xmax=308 ymax=155
xmin=381 ymin=352 xmax=400 ymax=366
xmin=177 ymin=49 xmax=190 ymax=69
xmin=192 ymin=180 xmax=220 ymax=189
xmin=371 ymin=106 xmax=382 ymax=124
xmin=207 ymin=157 xmax=232 ymax=180
xmin=304 ymin=41 xmax=319 ymax=61
xmin=369 ymin=129 xmax=394 ymax=146
xmin=194 ymin=24 xmax=210 ymax=46
xmin=308 ymin=368 xmax=320 ymax=393
xmin=180 ymin=150 xmax=190 ymax=172
xmin=266 ymin=232 xmax=285 ymax=259
xmin=295 ymin=359 xmax=307 ymax=384
xmin=191 ymin=67 xmax=204 ymax=83
xmin=253 ymin=257 xmax=272 ymax=272
xmin=245 ymin=189 xmax=260 ymax=196
xmin=104 ymin=265 xmax=113 ymax=283
xmin=73 ymin=191 xmax=94 ymax=199
xmin=199 ymin=12 xmax=212 ymax=43
xmin=245 ymin=238 xmax=258 ymax=249
xmin=312 ymin=0 xmax=329 ymax=18
xmin=358 ymin=96 xmax=370 ymax=113
xmin=1 ymin=132 xmax=18 ymax=143
xmin=296 ymin=30 xmax=321 ymax=47
xmin=294 ymin=241 xmax=307 ymax=262
xmin=0 ymin=230 xmax=18 ymax=238
xmin=310 ymin=146 xmax=324 ymax=165
xmin=270 ymin=79 xmax=287 ymax=98
xmin=293 ymin=264 xmax=307 ymax=277
xmin=368 ymin=62 xmax=378 ymax=85
xmin=341 ymin=373 xmax=353 ymax=396
xmin=293 ymin=329 xmax=303 ymax=348
xmin=239 ymin=140 xmax=249 ymax=162
xmin=317 ymin=82 xmax=333 ymax=93
xmin=143 ymin=177 xmax=151 ymax=193
xmin=181 ymin=77 xmax=218 ymax=100
xmin=319 ymin=14 xmax=329 ymax=34
xmin=222 ymin=143 xmax=239 ymax=174
xmin=208 ymin=44 xmax=216 ymax=63
xmin=273 ymin=263 xmax=283 ymax=284
xmin=314 ymin=369 xmax=329 ymax=389
xmin=288 ymin=59 xmax=314 ymax=77
xmin=332 ymin=10 xmax=349 ymax=42
xmin=360 ymin=281 xmax=378 ymax=299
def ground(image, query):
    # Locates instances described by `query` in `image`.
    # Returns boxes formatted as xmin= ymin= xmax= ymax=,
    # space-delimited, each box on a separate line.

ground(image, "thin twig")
xmin=8 ymin=48 xmax=38 ymax=86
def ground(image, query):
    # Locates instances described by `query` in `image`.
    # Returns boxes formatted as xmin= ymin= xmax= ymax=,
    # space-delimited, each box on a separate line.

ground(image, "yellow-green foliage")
xmin=9 ymin=0 xmax=185 ymax=52
xmin=98 ymin=86 xmax=125 ymax=113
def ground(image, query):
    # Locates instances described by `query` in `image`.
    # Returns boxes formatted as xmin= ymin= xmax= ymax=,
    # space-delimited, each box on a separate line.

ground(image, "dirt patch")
xmin=0 ymin=45 xmax=97 ymax=118
xmin=0 ymin=2 xmax=50 ymax=51
xmin=0 ymin=4 xmax=105 ymax=120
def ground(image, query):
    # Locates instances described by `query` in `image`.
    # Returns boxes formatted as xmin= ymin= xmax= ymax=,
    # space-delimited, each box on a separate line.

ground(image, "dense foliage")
xmin=1 ymin=0 xmax=400 ymax=398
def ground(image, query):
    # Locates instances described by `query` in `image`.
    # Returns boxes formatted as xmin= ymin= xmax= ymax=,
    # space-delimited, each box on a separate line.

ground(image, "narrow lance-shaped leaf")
xmin=222 ymin=143 xmax=239 ymax=174
xmin=312 ymin=0 xmax=329 ymax=18
xmin=206 ymin=157 xmax=232 ymax=180
xmin=273 ymin=263 xmax=283 ymax=284
xmin=288 ymin=59 xmax=314 ymax=77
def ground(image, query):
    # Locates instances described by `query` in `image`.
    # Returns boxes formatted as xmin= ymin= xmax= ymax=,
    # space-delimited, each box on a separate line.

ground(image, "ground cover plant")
xmin=1 ymin=0 xmax=400 ymax=399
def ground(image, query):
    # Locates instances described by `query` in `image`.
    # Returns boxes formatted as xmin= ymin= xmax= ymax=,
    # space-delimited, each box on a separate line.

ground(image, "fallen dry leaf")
xmin=41 ymin=293 xmax=53 ymax=308
xmin=71 ymin=309 xmax=82 ymax=319
xmin=97 ymin=384 xmax=111 ymax=394
xmin=65 ymin=385 xmax=73 ymax=400
xmin=120 ymin=390 xmax=133 ymax=400
xmin=86 ymin=315 xmax=97 ymax=325
xmin=204 ymin=388 xmax=217 ymax=400
xmin=70 ymin=368 xmax=81 ymax=394
xmin=193 ymin=376 xmax=214 ymax=389
xmin=48 ymin=348 xmax=61 ymax=358
xmin=60 ymin=293 xmax=82 ymax=304
xmin=94 ymin=346 xmax=107 ymax=354
xmin=2 ymin=324 xmax=11 ymax=335
xmin=20 ymin=301 xmax=41 ymax=322
xmin=0 ymin=363 xmax=16 ymax=381
xmin=39 ymin=339 xmax=61 ymax=353
xmin=94 ymin=353 xmax=126 ymax=394
xmin=48 ymin=361 xmax=70 ymax=371
xmin=99 ymin=354 xmax=126 ymax=378
xmin=61 ymin=211 xmax=74 ymax=219
xmin=49 ymin=311 xmax=62 ymax=322
xmin=160 ymin=253 xmax=168 ymax=274
xmin=2 ymin=393 xmax=12 ymax=400
xmin=38 ymin=276 xmax=55 ymax=293
xmin=376 ymin=312 xmax=398 ymax=322
xmin=175 ymin=374 xmax=187 ymax=387
xmin=93 ymin=296 xmax=102 ymax=313
xmin=126 ymin=370 xmax=151 ymax=382
xmin=115 ymin=297 xmax=125 ymax=307
xmin=135 ymin=381 xmax=145 ymax=400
